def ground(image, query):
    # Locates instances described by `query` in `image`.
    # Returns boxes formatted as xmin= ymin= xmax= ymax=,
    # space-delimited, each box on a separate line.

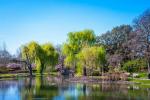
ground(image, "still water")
xmin=0 ymin=76 xmax=150 ymax=100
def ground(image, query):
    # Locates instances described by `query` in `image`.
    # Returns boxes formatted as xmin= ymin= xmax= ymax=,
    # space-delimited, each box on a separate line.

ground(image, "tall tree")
xmin=133 ymin=9 xmax=150 ymax=78
xmin=22 ymin=41 xmax=58 ymax=74
xmin=23 ymin=46 xmax=33 ymax=76
xmin=41 ymin=43 xmax=59 ymax=73
xmin=62 ymin=29 xmax=96 ymax=73
xmin=77 ymin=46 xmax=106 ymax=76
xmin=96 ymin=25 xmax=133 ymax=67
xmin=96 ymin=25 xmax=132 ymax=54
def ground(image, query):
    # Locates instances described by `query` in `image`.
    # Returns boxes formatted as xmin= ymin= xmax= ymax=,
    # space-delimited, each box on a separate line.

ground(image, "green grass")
xmin=34 ymin=72 xmax=58 ymax=77
xmin=0 ymin=73 xmax=17 ymax=77
xmin=130 ymin=78 xmax=150 ymax=84
xmin=128 ymin=78 xmax=150 ymax=89
xmin=0 ymin=73 xmax=29 ymax=79
xmin=129 ymin=72 xmax=150 ymax=84
xmin=137 ymin=72 xmax=148 ymax=78
xmin=0 ymin=72 xmax=59 ymax=79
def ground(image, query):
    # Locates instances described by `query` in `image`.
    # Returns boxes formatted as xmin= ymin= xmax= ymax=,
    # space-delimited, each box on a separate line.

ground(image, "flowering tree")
xmin=6 ymin=63 xmax=22 ymax=70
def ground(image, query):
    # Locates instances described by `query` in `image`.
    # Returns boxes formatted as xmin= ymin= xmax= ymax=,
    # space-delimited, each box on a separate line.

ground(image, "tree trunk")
xmin=28 ymin=63 xmax=33 ymax=76
xmin=83 ymin=66 xmax=87 ymax=76
xmin=73 ymin=60 xmax=76 ymax=73
xmin=25 ymin=51 xmax=33 ymax=76
xmin=148 ymin=61 xmax=150 ymax=79
xmin=40 ymin=64 xmax=44 ymax=75
xmin=101 ymin=66 xmax=103 ymax=76
xmin=146 ymin=33 xmax=150 ymax=79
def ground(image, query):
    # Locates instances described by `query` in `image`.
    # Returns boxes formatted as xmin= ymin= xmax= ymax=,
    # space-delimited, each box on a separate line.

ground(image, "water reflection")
xmin=0 ymin=77 xmax=150 ymax=100
xmin=0 ymin=79 xmax=22 ymax=100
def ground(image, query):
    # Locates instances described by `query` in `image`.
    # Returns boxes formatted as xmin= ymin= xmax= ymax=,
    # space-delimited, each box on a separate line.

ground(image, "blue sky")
xmin=0 ymin=0 xmax=150 ymax=54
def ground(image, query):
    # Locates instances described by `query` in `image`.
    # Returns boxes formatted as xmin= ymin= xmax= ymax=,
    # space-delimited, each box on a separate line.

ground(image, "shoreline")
xmin=65 ymin=76 xmax=132 ymax=84
xmin=1 ymin=73 xmax=150 ymax=85
xmin=0 ymin=73 xmax=131 ymax=84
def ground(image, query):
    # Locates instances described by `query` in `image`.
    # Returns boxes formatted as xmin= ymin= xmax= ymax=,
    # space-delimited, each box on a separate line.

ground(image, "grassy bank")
xmin=128 ymin=72 xmax=150 ymax=83
xmin=0 ymin=72 xmax=58 ymax=79
xmin=130 ymin=78 xmax=150 ymax=84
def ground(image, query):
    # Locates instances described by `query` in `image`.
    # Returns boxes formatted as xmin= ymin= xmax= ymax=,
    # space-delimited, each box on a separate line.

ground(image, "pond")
xmin=0 ymin=76 xmax=150 ymax=100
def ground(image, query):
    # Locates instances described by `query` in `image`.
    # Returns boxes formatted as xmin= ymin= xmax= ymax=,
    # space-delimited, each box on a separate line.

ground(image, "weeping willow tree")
xmin=77 ymin=46 xmax=106 ymax=76
xmin=22 ymin=41 xmax=58 ymax=74
xmin=62 ymin=29 xmax=96 ymax=74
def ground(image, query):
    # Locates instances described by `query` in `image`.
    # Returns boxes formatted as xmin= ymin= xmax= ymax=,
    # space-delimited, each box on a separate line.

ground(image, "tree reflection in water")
xmin=0 ymin=77 xmax=150 ymax=100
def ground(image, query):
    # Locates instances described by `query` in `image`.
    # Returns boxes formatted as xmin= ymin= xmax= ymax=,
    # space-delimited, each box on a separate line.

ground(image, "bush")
xmin=0 ymin=66 xmax=9 ymax=73
xmin=122 ymin=59 xmax=147 ymax=73
xmin=102 ymin=72 xmax=129 ymax=81
xmin=92 ymin=70 xmax=100 ymax=76
xmin=138 ymin=72 xmax=147 ymax=78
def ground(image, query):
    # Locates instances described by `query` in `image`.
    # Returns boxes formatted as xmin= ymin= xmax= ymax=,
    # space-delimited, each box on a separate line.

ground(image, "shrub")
xmin=0 ymin=66 xmax=9 ymax=73
xmin=102 ymin=72 xmax=129 ymax=81
xmin=92 ymin=70 xmax=100 ymax=76
xmin=138 ymin=72 xmax=147 ymax=78
xmin=122 ymin=59 xmax=147 ymax=73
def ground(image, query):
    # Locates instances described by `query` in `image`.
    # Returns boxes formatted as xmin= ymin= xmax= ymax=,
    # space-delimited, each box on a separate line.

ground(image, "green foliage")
xmin=62 ymin=44 xmax=76 ymax=68
xmin=67 ymin=29 xmax=96 ymax=47
xmin=122 ymin=59 xmax=147 ymax=73
xmin=138 ymin=72 xmax=147 ymax=78
xmin=21 ymin=41 xmax=58 ymax=74
xmin=91 ymin=70 xmax=100 ymax=76
xmin=77 ymin=46 xmax=106 ymax=75
xmin=62 ymin=29 xmax=96 ymax=72
xmin=22 ymin=41 xmax=42 ymax=63
xmin=42 ymin=43 xmax=59 ymax=67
